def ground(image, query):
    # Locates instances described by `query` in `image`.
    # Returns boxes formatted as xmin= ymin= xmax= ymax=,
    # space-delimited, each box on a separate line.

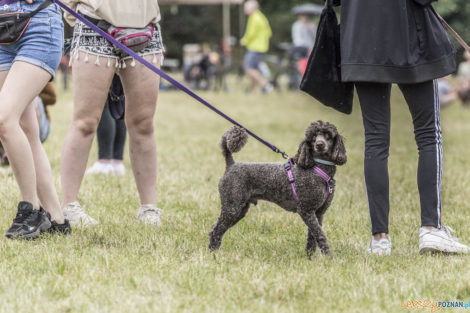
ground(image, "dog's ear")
xmin=293 ymin=139 xmax=315 ymax=169
xmin=332 ymin=134 xmax=347 ymax=165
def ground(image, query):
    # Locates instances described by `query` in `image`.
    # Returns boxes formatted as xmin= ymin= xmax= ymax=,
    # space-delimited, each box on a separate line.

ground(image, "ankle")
xmin=373 ymin=233 xmax=389 ymax=240
xmin=422 ymin=225 xmax=437 ymax=230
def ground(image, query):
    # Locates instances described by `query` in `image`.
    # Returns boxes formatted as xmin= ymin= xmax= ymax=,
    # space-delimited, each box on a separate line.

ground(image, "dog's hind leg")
xmin=209 ymin=204 xmax=250 ymax=251
xmin=299 ymin=210 xmax=331 ymax=256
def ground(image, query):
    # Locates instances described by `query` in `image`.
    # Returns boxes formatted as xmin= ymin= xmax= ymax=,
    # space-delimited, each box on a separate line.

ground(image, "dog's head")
xmin=293 ymin=121 xmax=347 ymax=169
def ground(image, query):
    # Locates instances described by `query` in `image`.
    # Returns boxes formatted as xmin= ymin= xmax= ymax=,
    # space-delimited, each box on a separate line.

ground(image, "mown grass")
xmin=1 ymin=75 xmax=470 ymax=313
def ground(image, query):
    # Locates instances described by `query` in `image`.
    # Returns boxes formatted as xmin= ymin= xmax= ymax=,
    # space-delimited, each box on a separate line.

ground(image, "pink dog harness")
xmin=284 ymin=158 xmax=335 ymax=203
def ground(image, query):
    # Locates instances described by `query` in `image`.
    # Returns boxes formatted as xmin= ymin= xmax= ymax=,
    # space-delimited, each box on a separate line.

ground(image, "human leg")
xmin=20 ymin=100 xmax=64 ymax=223
xmin=0 ymin=62 xmax=51 ymax=209
xmin=243 ymin=51 xmax=270 ymax=92
xmin=399 ymin=81 xmax=442 ymax=228
xmin=399 ymin=81 xmax=468 ymax=254
xmin=97 ymin=101 xmax=116 ymax=161
xmin=86 ymin=101 xmax=116 ymax=175
xmin=60 ymin=52 xmax=115 ymax=205
xmin=118 ymin=54 xmax=161 ymax=206
xmin=111 ymin=115 xmax=127 ymax=175
xmin=355 ymin=82 xmax=392 ymax=237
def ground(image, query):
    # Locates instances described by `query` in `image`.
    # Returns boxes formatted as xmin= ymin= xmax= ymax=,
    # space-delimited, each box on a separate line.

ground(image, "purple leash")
xmin=52 ymin=0 xmax=288 ymax=159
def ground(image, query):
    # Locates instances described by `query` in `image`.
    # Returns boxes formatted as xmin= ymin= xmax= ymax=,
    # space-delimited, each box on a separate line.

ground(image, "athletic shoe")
xmin=112 ymin=162 xmax=126 ymax=176
xmin=419 ymin=226 xmax=469 ymax=254
xmin=85 ymin=161 xmax=114 ymax=175
xmin=17 ymin=207 xmax=52 ymax=240
xmin=48 ymin=219 xmax=72 ymax=235
xmin=63 ymin=202 xmax=99 ymax=226
xmin=261 ymin=83 xmax=274 ymax=94
xmin=137 ymin=205 xmax=162 ymax=226
xmin=5 ymin=201 xmax=35 ymax=238
xmin=366 ymin=236 xmax=392 ymax=256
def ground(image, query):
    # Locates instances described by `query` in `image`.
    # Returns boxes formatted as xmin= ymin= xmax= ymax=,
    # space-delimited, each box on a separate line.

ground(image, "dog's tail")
xmin=220 ymin=126 xmax=248 ymax=169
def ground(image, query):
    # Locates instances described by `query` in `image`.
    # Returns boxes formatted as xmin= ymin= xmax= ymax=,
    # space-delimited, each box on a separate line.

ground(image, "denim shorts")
xmin=70 ymin=18 xmax=164 ymax=69
xmin=0 ymin=0 xmax=64 ymax=78
xmin=243 ymin=51 xmax=266 ymax=70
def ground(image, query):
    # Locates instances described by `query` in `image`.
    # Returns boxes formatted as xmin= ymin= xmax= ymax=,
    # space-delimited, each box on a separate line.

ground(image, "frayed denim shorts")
xmin=0 ymin=0 xmax=64 ymax=79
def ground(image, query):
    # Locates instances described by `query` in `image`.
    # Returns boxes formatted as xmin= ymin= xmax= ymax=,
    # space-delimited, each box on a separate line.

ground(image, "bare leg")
xmin=118 ymin=55 xmax=161 ymax=205
xmin=20 ymin=100 xmax=64 ymax=223
xmin=245 ymin=68 xmax=268 ymax=90
xmin=60 ymin=52 xmax=115 ymax=205
xmin=0 ymin=62 xmax=51 ymax=210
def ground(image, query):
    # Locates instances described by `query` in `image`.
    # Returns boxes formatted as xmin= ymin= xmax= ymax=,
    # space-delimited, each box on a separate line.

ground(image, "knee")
xmin=0 ymin=115 xmax=16 ymax=141
xmin=364 ymin=136 xmax=390 ymax=159
xmin=126 ymin=116 xmax=154 ymax=137
xmin=73 ymin=118 xmax=99 ymax=137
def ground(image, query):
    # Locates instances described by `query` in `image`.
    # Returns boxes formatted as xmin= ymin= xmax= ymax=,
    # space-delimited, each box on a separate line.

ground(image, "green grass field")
xmin=1 ymin=76 xmax=470 ymax=313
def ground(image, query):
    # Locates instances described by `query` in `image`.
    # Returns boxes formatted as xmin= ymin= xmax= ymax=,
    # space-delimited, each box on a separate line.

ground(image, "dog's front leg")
xmin=299 ymin=210 xmax=331 ymax=257
xmin=306 ymin=228 xmax=317 ymax=258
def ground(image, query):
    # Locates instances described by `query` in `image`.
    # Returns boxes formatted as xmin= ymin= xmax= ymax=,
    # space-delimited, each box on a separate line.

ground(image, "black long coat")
xmin=338 ymin=0 xmax=456 ymax=83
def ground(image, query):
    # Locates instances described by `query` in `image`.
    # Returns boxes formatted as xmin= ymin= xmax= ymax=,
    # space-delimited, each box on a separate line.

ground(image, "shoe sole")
xmin=419 ymin=245 xmax=467 ymax=255
xmin=21 ymin=219 xmax=52 ymax=240
xmin=5 ymin=224 xmax=23 ymax=239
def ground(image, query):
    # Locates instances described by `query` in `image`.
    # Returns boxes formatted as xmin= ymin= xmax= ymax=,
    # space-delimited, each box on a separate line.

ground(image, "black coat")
xmin=337 ymin=0 xmax=456 ymax=83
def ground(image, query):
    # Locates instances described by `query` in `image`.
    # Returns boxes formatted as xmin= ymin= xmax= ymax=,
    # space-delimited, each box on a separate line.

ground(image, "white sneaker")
xmin=366 ymin=237 xmax=392 ymax=256
xmin=137 ymin=205 xmax=162 ymax=226
xmin=419 ymin=226 xmax=469 ymax=254
xmin=63 ymin=202 xmax=99 ymax=226
xmin=85 ymin=161 xmax=114 ymax=175
xmin=112 ymin=162 xmax=126 ymax=176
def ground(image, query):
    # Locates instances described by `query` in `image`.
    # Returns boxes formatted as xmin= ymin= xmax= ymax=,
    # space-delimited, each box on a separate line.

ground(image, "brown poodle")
xmin=209 ymin=121 xmax=347 ymax=256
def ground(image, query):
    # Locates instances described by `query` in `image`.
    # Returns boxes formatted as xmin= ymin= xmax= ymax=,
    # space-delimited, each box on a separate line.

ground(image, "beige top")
xmin=63 ymin=0 xmax=161 ymax=28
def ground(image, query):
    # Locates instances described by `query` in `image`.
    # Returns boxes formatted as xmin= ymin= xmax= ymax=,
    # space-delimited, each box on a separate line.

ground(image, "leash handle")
xmin=433 ymin=9 xmax=470 ymax=53
xmin=52 ymin=0 xmax=289 ymax=159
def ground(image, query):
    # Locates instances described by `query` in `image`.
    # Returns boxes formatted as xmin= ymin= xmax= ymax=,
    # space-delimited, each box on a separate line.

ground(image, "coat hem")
xmin=341 ymin=53 xmax=456 ymax=84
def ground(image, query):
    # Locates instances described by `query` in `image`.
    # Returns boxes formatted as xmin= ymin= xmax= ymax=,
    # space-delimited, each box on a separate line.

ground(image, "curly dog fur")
xmin=209 ymin=121 xmax=347 ymax=256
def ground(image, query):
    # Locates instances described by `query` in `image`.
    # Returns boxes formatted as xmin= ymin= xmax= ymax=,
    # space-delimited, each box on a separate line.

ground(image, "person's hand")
xmin=24 ymin=0 xmax=35 ymax=4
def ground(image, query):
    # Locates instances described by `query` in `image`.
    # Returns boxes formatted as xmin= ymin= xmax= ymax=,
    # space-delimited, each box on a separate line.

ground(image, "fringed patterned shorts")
xmin=70 ymin=19 xmax=164 ymax=70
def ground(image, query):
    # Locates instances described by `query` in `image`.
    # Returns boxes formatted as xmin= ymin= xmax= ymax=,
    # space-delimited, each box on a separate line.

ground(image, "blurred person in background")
xmin=457 ymin=51 xmax=470 ymax=107
xmin=291 ymin=13 xmax=316 ymax=58
xmin=241 ymin=0 xmax=273 ymax=94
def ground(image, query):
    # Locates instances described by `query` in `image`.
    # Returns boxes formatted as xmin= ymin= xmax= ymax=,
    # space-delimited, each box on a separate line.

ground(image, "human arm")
xmin=241 ymin=15 xmax=255 ymax=46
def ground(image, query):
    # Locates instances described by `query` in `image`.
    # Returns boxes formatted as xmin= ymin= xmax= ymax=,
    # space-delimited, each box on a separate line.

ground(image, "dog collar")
xmin=314 ymin=158 xmax=335 ymax=166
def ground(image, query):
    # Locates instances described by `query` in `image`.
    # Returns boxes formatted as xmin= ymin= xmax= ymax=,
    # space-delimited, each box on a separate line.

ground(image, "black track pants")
xmin=356 ymin=81 xmax=442 ymax=235
xmin=97 ymin=101 xmax=127 ymax=161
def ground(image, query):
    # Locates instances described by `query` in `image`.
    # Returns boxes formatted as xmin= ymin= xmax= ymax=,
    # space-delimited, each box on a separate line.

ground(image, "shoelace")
xmin=441 ymin=226 xmax=459 ymax=242
xmin=23 ymin=210 xmax=40 ymax=224
xmin=13 ymin=209 xmax=32 ymax=224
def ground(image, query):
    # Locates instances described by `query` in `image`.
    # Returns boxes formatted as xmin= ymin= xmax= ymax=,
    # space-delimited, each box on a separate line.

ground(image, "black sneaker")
xmin=48 ymin=219 xmax=72 ymax=235
xmin=18 ymin=207 xmax=52 ymax=239
xmin=5 ymin=201 xmax=34 ymax=238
